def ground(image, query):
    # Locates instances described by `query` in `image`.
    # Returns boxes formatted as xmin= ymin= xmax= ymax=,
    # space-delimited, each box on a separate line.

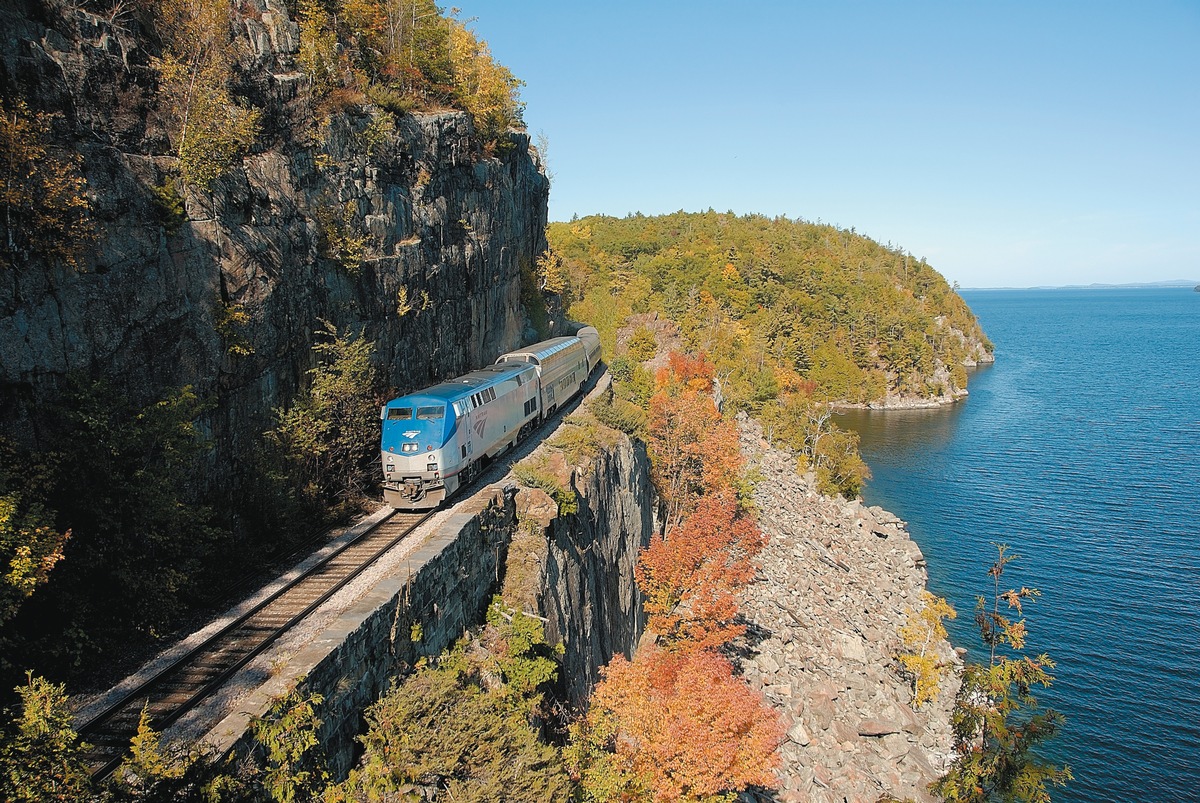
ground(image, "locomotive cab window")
xmin=388 ymin=407 xmax=413 ymax=420
xmin=416 ymin=406 xmax=444 ymax=420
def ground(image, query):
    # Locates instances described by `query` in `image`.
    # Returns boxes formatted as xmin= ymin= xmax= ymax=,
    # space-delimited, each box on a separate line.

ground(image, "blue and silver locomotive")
xmin=380 ymin=327 xmax=601 ymax=509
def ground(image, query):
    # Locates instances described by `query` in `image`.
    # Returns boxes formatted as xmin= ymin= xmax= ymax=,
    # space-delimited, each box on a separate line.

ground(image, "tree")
xmin=646 ymin=388 xmax=717 ymax=528
xmin=897 ymin=591 xmax=956 ymax=708
xmin=536 ymin=247 xmax=569 ymax=295
xmin=759 ymin=395 xmax=870 ymax=498
xmin=251 ymin=685 xmax=328 ymax=803
xmin=269 ymin=322 xmax=381 ymax=514
xmin=295 ymin=0 xmax=340 ymax=93
xmin=636 ymin=492 xmax=764 ymax=650
xmin=0 ymin=97 xmax=93 ymax=270
xmin=332 ymin=613 xmax=571 ymax=803
xmin=153 ymin=0 xmax=261 ymax=189
xmin=2 ymin=382 xmax=224 ymax=679
xmin=446 ymin=18 xmax=525 ymax=147
xmin=108 ymin=706 xmax=187 ymax=799
xmin=932 ymin=545 xmax=1072 ymax=803
xmin=627 ymin=326 xmax=658 ymax=362
xmin=646 ymin=353 xmax=738 ymax=511
xmin=0 ymin=492 xmax=69 ymax=632
xmin=567 ymin=646 xmax=783 ymax=802
xmin=0 ymin=673 xmax=91 ymax=802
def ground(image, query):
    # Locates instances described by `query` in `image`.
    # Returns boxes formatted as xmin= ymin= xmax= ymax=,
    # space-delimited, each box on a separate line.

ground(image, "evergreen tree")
xmin=933 ymin=546 xmax=1072 ymax=803
xmin=0 ymin=674 xmax=92 ymax=802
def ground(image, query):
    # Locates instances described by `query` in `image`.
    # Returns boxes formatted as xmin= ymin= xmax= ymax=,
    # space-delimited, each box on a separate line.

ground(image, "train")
xmin=380 ymin=327 xmax=602 ymax=509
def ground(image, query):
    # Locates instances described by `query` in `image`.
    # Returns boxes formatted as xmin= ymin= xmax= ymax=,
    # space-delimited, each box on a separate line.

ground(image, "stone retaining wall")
xmin=203 ymin=487 xmax=516 ymax=778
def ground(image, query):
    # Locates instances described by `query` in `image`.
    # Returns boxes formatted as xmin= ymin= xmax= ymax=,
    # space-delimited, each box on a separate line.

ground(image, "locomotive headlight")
xmin=427 ymin=463 xmax=438 ymax=472
xmin=386 ymin=464 xmax=395 ymax=473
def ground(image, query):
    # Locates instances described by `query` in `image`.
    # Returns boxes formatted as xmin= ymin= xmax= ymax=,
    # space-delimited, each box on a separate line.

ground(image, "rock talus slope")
xmin=736 ymin=414 xmax=960 ymax=803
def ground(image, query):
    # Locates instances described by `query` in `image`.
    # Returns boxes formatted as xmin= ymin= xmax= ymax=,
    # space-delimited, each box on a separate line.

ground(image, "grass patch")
xmin=512 ymin=459 xmax=578 ymax=516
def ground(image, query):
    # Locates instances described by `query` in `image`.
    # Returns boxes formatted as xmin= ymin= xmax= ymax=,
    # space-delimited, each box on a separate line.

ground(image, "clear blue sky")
xmin=457 ymin=0 xmax=1199 ymax=288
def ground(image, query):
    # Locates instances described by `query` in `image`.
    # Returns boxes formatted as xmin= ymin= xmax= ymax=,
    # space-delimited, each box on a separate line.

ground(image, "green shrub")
xmin=267 ymin=322 xmax=380 ymax=517
xmin=512 ymin=462 xmax=578 ymax=516
xmin=333 ymin=617 xmax=570 ymax=803
xmin=520 ymin=258 xmax=551 ymax=339
xmin=251 ymin=684 xmax=328 ymax=803
xmin=215 ymin=302 xmax=254 ymax=357
xmin=0 ymin=97 xmax=94 ymax=270
xmin=314 ymin=202 xmax=369 ymax=275
xmin=150 ymin=178 xmax=186 ymax=233
xmin=365 ymin=83 xmax=416 ymax=116
xmin=0 ymin=382 xmax=226 ymax=681
xmin=588 ymin=394 xmax=645 ymax=437
xmin=626 ymin=326 xmax=658 ymax=361
xmin=0 ymin=674 xmax=91 ymax=802
xmin=549 ymin=418 xmax=618 ymax=466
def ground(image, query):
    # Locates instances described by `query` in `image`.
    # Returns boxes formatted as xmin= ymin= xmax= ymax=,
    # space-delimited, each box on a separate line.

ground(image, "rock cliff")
xmin=509 ymin=421 xmax=655 ymax=704
xmin=505 ymin=402 xmax=958 ymax=801
xmin=0 ymin=1 xmax=549 ymax=498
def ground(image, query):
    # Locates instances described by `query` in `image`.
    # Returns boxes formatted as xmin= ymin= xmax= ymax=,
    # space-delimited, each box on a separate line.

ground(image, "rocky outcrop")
xmin=735 ymin=415 xmax=959 ymax=803
xmin=0 ymin=1 xmax=549 ymax=500
xmin=512 ymin=430 xmax=655 ymax=704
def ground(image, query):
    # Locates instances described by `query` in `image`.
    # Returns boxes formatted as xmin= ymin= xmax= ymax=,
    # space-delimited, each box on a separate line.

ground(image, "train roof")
xmin=388 ymin=363 xmax=530 ymax=406
xmin=500 ymin=336 xmax=581 ymax=363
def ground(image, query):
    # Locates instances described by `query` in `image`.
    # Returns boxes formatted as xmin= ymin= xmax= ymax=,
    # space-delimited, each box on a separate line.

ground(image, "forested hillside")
xmin=546 ymin=211 xmax=993 ymax=495
xmin=551 ymin=211 xmax=991 ymax=404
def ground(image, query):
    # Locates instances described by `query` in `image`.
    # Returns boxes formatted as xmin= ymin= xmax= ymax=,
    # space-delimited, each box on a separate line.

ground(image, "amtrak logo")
xmin=472 ymin=411 xmax=487 ymax=438
xmin=404 ymin=430 xmax=419 ymax=438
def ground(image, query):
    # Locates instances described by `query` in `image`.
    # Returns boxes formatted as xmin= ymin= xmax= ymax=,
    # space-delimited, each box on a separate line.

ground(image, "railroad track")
xmin=78 ymin=509 xmax=433 ymax=782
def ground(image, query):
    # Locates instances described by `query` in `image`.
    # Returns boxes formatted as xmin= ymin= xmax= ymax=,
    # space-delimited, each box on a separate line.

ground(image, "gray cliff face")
xmin=541 ymin=435 xmax=655 ymax=704
xmin=0 ymin=2 xmax=548 ymax=496
xmin=506 ymin=422 xmax=656 ymax=706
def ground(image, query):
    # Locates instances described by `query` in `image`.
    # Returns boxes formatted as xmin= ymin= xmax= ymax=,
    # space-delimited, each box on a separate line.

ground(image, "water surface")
xmin=838 ymin=287 xmax=1200 ymax=802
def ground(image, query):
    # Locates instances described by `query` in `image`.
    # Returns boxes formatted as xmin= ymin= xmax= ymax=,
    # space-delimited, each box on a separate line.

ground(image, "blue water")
xmin=836 ymin=287 xmax=1200 ymax=803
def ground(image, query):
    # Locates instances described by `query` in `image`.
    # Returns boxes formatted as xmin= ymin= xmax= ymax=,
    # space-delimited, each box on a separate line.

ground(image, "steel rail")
xmin=79 ymin=509 xmax=433 ymax=781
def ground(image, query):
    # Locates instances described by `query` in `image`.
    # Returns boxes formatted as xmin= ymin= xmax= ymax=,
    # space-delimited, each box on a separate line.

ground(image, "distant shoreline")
xmin=961 ymin=280 xmax=1199 ymax=291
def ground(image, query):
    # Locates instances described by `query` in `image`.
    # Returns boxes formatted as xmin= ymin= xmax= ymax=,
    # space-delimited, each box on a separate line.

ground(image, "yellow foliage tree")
xmin=154 ymin=0 xmax=261 ymax=190
xmin=296 ymin=0 xmax=340 ymax=94
xmin=536 ymin=247 xmax=569 ymax=295
xmin=447 ymin=19 xmax=524 ymax=145
xmin=0 ymin=98 xmax=93 ymax=270
xmin=897 ymin=590 xmax=956 ymax=708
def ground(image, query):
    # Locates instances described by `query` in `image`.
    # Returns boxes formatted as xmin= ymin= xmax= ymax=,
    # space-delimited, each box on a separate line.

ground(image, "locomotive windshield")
xmin=387 ymin=407 xmax=413 ymax=420
xmin=416 ymin=406 xmax=445 ymax=420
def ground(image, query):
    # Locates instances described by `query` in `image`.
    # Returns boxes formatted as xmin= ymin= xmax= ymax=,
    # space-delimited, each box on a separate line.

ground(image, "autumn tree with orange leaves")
xmin=636 ymin=492 xmax=764 ymax=650
xmin=646 ymin=352 xmax=743 ymax=530
xmin=570 ymin=348 xmax=782 ymax=802
xmin=567 ymin=647 xmax=783 ymax=803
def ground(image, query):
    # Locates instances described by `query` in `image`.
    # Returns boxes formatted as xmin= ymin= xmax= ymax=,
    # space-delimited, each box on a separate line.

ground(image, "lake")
xmin=837 ymin=287 xmax=1200 ymax=802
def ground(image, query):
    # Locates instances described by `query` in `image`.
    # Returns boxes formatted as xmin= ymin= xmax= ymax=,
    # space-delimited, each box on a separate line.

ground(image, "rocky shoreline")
xmin=833 ymin=392 xmax=966 ymax=411
xmin=735 ymin=415 xmax=960 ymax=803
